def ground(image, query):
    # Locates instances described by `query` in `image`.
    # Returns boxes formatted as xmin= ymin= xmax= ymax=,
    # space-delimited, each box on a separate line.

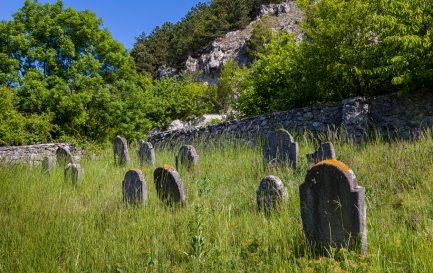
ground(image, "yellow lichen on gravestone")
xmin=315 ymin=159 xmax=351 ymax=174
xmin=161 ymin=164 xmax=175 ymax=170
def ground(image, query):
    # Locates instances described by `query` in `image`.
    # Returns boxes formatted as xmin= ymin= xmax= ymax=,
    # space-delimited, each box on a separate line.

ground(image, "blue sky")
xmin=0 ymin=0 xmax=205 ymax=50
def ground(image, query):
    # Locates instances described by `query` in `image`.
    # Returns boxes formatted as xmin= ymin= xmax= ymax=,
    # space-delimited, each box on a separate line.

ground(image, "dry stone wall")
xmin=370 ymin=91 xmax=433 ymax=138
xmin=148 ymin=91 xmax=433 ymax=146
xmin=0 ymin=143 xmax=83 ymax=165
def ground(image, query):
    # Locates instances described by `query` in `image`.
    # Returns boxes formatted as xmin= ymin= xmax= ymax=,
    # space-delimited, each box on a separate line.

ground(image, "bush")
xmin=144 ymin=77 xmax=215 ymax=128
xmin=0 ymin=87 xmax=54 ymax=146
xmin=236 ymin=0 xmax=433 ymax=116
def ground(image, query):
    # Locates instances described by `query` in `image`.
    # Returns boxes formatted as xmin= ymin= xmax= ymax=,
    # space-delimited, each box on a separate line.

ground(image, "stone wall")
xmin=148 ymin=91 xmax=433 ymax=146
xmin=0 ymin=143 xmax=83 ymax=165
xmin=370 ymin=92 xmax=433 ymax=138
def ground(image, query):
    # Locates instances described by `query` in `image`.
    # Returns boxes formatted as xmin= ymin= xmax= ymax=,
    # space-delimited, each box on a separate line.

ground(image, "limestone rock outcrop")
xmin=184 ymin=1 xmax=304 ymax=83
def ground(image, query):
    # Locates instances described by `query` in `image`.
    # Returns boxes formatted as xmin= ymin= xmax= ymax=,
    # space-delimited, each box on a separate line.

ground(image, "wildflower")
xmin=412 ymin=128 xmax=420 ymax=140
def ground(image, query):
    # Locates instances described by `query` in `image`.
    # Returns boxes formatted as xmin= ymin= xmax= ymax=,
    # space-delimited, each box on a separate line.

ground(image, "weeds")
xmin=0 ymin=131 xmax=432 ymax=272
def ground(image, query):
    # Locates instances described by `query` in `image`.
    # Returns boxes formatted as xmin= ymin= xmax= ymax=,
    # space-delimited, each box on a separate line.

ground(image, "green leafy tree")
xmin=376 ymin=0 xmax=433 ymax=93
xmin=144 ymin=77 xmax=214 ymax=128
xmin=215 ymin=59 xmax=248 ymax=112
xmin=0 ymin=87 xmax=54 ymax=145
xmin=246 ymin=16 xmax=276 ymax=60
xmin=131 ymin=22 xmax=173 ymax=74
xmin=237 ymin=0 xmax=433 ymax=116
xmin=238 ymin=33 xmax=301 ymax=115
xmin=0 ymin=0 xmax=152 ymax=143
xmin=131 ymin=0 xmax=287 ymax=75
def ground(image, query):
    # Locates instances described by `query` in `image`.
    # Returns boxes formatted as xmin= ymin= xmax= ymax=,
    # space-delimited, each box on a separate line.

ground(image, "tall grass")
xmin=0 ymin=131 xmax=432 ymax=272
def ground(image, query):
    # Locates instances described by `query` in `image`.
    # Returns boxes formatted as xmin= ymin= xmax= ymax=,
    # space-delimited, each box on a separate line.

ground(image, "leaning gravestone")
xmin=306 ymin=142 xmax=336 ymax=164
xmin=122 ymin=169 xmax=147 ymax=205
xmin=113 ymin=135 xmax=130 ymax=166
xmin=177 ymin=145 xmax=199 ymax=169
xmin=154 ymin=164 xmax=186 ymax=205
xmin=262 ymin=129 xmax=299 ymax=169
xmin=64 ymin=163 xmax=84 ymax=185
xmin=138 ymin=140 xmax=156 ymax=166
xmin=42 ymin=156 xmax=55 ymax=175
xmin=256 ymin=176 xmax=288 ymax=213
xmin=56 ymin=146 xmax=73 ymax=167
xmin=300 ymin=160 xmax=367 ymax=254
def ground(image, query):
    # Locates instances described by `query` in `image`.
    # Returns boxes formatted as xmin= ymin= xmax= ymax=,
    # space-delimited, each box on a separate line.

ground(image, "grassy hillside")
xmin=1 ymin=132 xmax=432 ymax=272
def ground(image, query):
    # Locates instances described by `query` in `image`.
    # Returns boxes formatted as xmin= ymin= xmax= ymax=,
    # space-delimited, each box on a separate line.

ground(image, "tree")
xmin=246 ymin=16 xmax=275 ymax=60
xmin=0 ymin=86 xmax=54 ymax=146
xmin=237 ymin=33 xmax=301 ymax=116
xmin=144 ymin=77 xmax=214 ymax=128
xmin=131 ymin=22 xmax=173 ymax=74
xmin=215 ymin=59 xmax=248 ymax=112
xmin=131 ymin=0 xmax=288 ymax=76
xmin=0 ymin=0 xmax=151 ymax=143
xmin=236 ymin=0 xmax=433 ymax=117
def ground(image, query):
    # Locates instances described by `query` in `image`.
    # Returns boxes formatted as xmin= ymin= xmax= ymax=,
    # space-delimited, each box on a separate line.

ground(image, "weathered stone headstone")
xmin=178 ymin=145 xmax=199 ymax=169
xmin=262 ymin=129 xmax=299 ymax=169
xmin=154 ymin=164 xmax=186 ymax=205
xmin=64 ymin=163 xmax=84 ymax=185
xmin=306 ymin=142 xmax=336 ymax=164
xmin=256 ymin=176 xmax=288 ymax=212
xmin=42 ymin=156 xmax=55 ymax=175
xmin=113 ymin=135 xmax=130 ymax=166
xmin=300 ymin=160 xmax=367 ymax=254
xmin=56 ymin=146 xmax=73 ymax=167
xmin=138 ymin=140 xmax=155 ymax=166
xmin=122 ymin=169 xmax=147 ymax=205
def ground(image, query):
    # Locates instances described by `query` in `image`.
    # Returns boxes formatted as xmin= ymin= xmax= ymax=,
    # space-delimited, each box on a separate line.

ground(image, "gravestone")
xmin=122 ymin=169 xmax=147 ymax=205
xmin=306 ymin=142 xmax=336 ymax=164
xmin=262 ymin=129 xmax=299 ymax=169
xmin=138 ymin=140 xmax=155 ymax=166
xmin=42 ymin=156 xmax=55 ymax=175
xmin=113 ymin=135 xmax=130 ymax=166
xmin=256 ymin=176 xmax=288 ymax=212
xmin=300 ymin=160 xmax=367 ymax=254
xmin=56 ymin=146 xmax=73 ymax=167
xmin=64 ymin=163 xmax=84 ymax=185
xmin=178 ymin=145 xmax=199 ymax=169
xmin=154 ymin=164 xmax=186 ymax=205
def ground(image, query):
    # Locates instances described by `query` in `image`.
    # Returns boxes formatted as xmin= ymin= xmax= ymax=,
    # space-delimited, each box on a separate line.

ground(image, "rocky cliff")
xmin=164 ymin=1 xmax=304 ymax=83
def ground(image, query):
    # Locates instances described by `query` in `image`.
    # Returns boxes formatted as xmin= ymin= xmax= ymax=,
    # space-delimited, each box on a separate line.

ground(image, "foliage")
xmin=0 ymin=132 xmax=432 ymax=271
xmin=132 ymin=0 xmax=287 ymax=75
xmin=144 ymin=77 xmax=215 ymax=128
xmin=376 ymin=0 xmax=433 ymax=93
xmin=2 ymin=0 xmax=432 ymax=145
xmin=0 ymin=87 xmax=54 ymax=146
xmin=212 ymin=59 xmax=248 ymax=112
xmin=238 ymin=33 xmax=301 ymax=116
xmin=0 ymin=0 xmax=152 ymax=144
xmin=235 ymin=0 xmax=433 ymax=116
xmin=246 ymin=16 xmax=276 ymax=60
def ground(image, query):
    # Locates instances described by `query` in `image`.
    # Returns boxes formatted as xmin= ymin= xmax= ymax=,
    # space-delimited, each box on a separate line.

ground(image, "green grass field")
xmin=1 ymin=132 xmax=433 ymax=272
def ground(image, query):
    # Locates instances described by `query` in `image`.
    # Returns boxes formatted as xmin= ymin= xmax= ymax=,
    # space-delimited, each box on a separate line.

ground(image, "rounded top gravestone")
xmin=122 ymin=169 xmax=147 ymax=205
xmin=154 ymin=164 xmax=186 ymax=205
xmin=56 ymin=146 xmax=73 ymax=167
xmin=269 ymin=129 xmax=295 ymax=145
xmin=256 ymin=175 xmax=288 ymax=212
xmin=42 ymin=156 xmax=55 ymax=175
xmin=263 ymin=128 xmax=299 ymax=169
xmin=113 ymin=135 xmax=130 ymax=166
xmin=178 ymin=145 xmax=199 ymax=169
xmin=300 ymin=159 xmax=367 ymax=254
xmin=64 ymin=163 xmax=84 ymax=185
xmin=138 ymin=140 xmax=156 ymax=166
